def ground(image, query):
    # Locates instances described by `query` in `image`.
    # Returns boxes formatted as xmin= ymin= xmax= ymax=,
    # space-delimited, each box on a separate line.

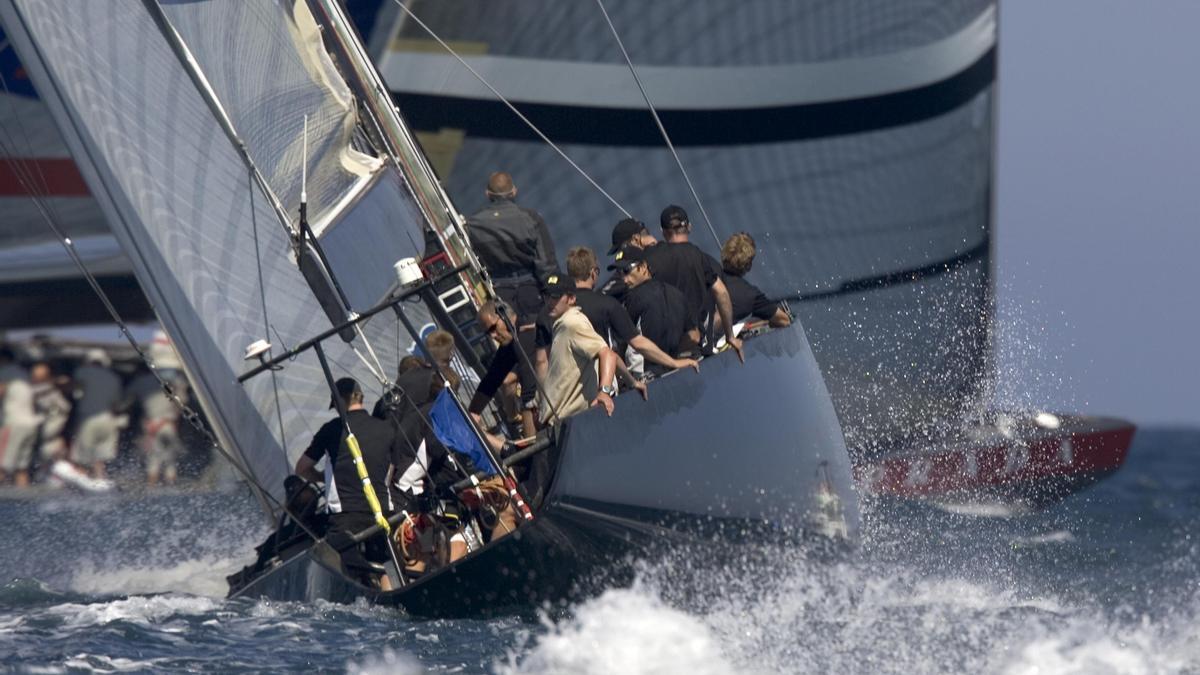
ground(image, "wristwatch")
xmin=601 ymin=384 xmax=618 ymax=397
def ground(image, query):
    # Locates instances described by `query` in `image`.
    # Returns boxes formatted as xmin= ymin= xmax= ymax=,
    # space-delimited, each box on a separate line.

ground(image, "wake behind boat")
xmin=0 ymin=0 xmax=858 ymax=616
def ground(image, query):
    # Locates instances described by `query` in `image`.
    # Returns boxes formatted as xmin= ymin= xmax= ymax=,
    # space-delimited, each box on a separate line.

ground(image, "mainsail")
xmin=0 ymin=0 xmax=449 ymax=505
xmin=378 ymin=0 xmax=996 ymax=452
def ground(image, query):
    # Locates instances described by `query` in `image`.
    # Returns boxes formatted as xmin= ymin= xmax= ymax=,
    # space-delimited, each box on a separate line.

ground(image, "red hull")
xmin=853 ymin=414 xmax=1135 ymax=507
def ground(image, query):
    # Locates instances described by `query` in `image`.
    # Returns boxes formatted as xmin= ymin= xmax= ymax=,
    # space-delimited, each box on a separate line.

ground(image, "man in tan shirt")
xmin=538 ymin=273 xmax=642 ymax=424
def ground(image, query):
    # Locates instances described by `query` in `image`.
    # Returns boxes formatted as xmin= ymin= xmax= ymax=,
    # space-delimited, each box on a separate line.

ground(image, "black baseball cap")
xmin=660 ymin=205 xmax=689 ymax=230
xmin=542 ymin=272 xmax=576 ymax=298
xmin=606 ymin=243 xmax=648 ymax=273
xmin=329 ymin=376 xmax=361 ymax=409
xmin=608 ymin=218 xmax=647 ymax=255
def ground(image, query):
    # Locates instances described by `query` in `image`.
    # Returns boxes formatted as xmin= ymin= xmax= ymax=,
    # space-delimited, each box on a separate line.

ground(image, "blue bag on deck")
xmin=429 ymin=389 xmax=498 ymax=476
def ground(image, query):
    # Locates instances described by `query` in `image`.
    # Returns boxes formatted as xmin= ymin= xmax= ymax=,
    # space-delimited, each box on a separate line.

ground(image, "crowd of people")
xmin=0 ymin=332 xmax=192 ymax=491
xmin=285 ymin=171 xmax=792 ymax=588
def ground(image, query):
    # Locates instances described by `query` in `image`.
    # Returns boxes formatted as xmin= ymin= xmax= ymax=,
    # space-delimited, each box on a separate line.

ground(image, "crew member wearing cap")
xmin=645 ymin=205 xmax=743 ymax=361
xmin=465 ymin=172 xmax=558 ymax=421
xmin=539 ymin=273 xmax=643 ymax=422
xmin=536 ymin=246 xmax=699 ymax=381
xmin=610 ymin=245 xmax=697 ymax=375
xmin=600 ymin=218 xmax=659 ymax=301
xmin=720 ymin=232 xmax=791 ymax=329
xmin=294 ymin=377 xmax=404 ymax=589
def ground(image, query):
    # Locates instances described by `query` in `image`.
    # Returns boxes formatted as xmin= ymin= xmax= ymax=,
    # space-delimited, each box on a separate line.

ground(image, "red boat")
xmin=853 ymin=412 xmax=1135 ymax=508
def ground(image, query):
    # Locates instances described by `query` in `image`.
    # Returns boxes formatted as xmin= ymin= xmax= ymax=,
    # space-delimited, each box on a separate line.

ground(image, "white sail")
xmin=0 ymin=0 xmax=438 ymax=504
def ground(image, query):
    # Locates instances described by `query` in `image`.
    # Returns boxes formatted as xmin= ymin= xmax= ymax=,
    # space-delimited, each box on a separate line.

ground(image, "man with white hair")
xmin=71 ymin=349 xmax=123 ymax=480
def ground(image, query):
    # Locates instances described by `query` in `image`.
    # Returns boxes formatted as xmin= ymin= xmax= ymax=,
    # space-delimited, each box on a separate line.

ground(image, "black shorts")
xmin=328 ymin=511 xmax=391 ymax=564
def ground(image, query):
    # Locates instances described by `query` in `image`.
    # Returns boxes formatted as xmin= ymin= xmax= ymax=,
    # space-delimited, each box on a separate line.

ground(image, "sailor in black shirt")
xmin=537 ymin=247 xmax=699 ymax=379
xmin=720 ymin=232 xmax=791 ymax=329
xmin=599 ymin=217 xmax=659 ymax=303
xmin=609 ymin=246 xmax=696 ymax=376
xmin=294 ymin=377 xmax=403 ymax=588
xmin=648 ymin=205 xmax=743 ymax=361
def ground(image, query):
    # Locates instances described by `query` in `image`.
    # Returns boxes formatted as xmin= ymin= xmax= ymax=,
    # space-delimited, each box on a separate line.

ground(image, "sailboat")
xmin=371 ymin=0 xmax=1135 ymax=508
xmin=0 ymin=0 xmax=858 ymax=616
xmin=0 ymin=1 xmax=1134 ymax=509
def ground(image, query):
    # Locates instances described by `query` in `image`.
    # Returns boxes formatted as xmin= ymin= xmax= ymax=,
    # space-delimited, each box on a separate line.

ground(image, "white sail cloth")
xmin=0 ymin=0 xmax=435 ymax=504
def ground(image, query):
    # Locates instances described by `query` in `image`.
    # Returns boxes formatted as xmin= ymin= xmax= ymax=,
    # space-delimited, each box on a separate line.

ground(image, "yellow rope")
xmin=343 ymin=433 xmax=390 ymax=534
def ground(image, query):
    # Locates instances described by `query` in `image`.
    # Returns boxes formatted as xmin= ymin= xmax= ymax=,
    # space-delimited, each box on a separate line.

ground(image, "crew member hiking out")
xmin=609 ymin=245 xmax=697 ymax=377
xmin=537 ymin=246 xmax=698 ymax=382
xmin=465 ymin=171 xmax=558 ymax=435
xmin=720 ymin=232 xmax=792 ymax=330
xmin=538 ymin=273 xmax=644 ymax=424
xmin=294 ymin=377 xmax=403 ymax=590
xmin=646 ymin=205 xmax=743 ymax=361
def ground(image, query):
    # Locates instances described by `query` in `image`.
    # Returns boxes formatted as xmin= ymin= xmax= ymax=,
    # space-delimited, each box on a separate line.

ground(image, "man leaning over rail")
xmin=538 ymin=273 xmax=644 ymax=425
xmin=536 ymin=246 xmax=698 ymax=382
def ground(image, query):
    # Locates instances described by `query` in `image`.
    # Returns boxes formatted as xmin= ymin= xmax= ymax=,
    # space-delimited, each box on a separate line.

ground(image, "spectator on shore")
xmin=0 ymin=346 xmax=37 ymax=487
xmin=30 ymin=362 xmax=72 ymax=473
xmin=71 ymin=349 xmax=123 ymax=480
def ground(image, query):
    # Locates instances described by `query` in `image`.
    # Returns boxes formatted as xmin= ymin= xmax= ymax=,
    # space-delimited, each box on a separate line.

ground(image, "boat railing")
xmin=236 ymin=263 xmax=473 ymax=383
xmin=343 ymin=433 xmax=554 ymax=549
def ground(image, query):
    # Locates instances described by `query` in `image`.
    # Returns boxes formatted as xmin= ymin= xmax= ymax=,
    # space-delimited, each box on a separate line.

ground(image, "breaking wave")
xmin=502 ymin=562 xmax=1200 ymax=675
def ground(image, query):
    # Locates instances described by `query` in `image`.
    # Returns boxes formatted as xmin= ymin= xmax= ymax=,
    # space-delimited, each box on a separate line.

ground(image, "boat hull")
xmin=229 ymin=325 xmax=860 ymax=616
xmin=853 ymin=414 xmax=1135 ymax=507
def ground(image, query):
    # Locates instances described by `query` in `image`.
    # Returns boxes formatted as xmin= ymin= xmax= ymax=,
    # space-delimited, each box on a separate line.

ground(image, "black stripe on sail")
xmin=788 ymin=239 xmax=989 ymax=303
xmin=392 ymin=48 xmax=995 ymax=147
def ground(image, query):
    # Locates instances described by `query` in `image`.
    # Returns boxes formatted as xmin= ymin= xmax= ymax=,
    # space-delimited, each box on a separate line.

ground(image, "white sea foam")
xmin=60 ymin=654 xmax=168 ymax=673
xmin=1011 ymin=529 xmax=1076 ymax=546
xmin=501 ymin=555 xmax=1200 ymax=675
xmin=499 ymin=584 xmax=738 ymax=675
xmin=47 ymin=594 xmax=218 ymax=627
xmin=67 ymin=554 xmax=251 ymax=598
xmin=933 ymin=501 xmax=1033 ymax=518
xmin=345 ymin=648 xmax=424 ymax=675
xmin=998 ymin=610 xmax=1200 ymax=675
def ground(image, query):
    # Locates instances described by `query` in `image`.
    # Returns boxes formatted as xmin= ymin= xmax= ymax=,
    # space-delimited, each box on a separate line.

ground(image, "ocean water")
xmin=1 ymin=428 xmax=1197 ymax=674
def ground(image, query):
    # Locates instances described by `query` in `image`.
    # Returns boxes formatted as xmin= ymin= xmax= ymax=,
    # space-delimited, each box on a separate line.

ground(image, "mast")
xmin=307 ymin=0 xmax=488 ymax=294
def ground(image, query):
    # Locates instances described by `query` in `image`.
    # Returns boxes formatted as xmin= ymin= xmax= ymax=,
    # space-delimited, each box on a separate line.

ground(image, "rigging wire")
xmin=0 ymin=139 xmax=325 ymax=545
xmin=351 ymin=340 xmax=389 ymax=388
xmin=247 ymin=169 xmax=289 ymax=451
xmin=387 ymin=0 xmax=632 ymax=220
xmin=593 ymin=0 xmax=722 ymax=250
xmin=0 ymin=69 xmax=314 ymax=532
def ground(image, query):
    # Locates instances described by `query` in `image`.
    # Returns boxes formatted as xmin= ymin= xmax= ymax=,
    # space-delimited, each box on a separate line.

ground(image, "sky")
xmin=994 ymin=1 xmax=1200 ymax=427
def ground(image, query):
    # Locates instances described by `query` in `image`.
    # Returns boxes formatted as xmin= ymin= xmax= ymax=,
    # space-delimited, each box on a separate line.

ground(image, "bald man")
xmin=466 ymin=172 xmax=559 ymax=424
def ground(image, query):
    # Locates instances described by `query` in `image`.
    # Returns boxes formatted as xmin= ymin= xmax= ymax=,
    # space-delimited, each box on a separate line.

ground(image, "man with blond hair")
xmin=720 ymin=232 xmax=791 ymax=330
